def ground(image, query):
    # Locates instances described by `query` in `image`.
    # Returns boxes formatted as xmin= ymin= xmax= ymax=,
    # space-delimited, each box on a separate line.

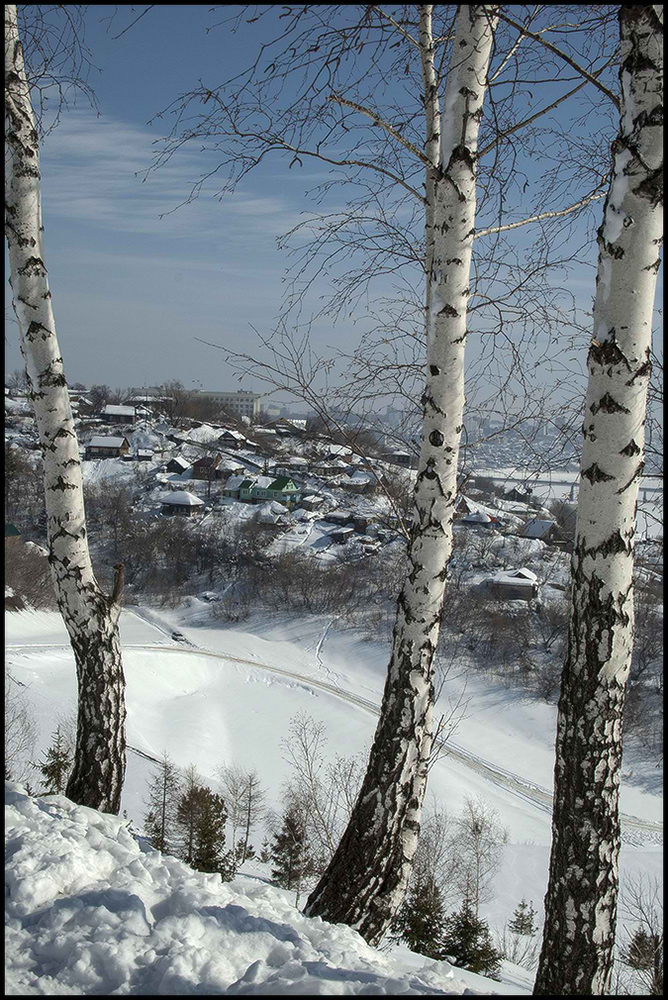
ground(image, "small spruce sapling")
xmin=442 ymin=897 xmax=503 ymax=980
xmin=35 ymin=724 xmax=73 ymax=794
xmin=393 ymin=875 xmax=448 ymax=960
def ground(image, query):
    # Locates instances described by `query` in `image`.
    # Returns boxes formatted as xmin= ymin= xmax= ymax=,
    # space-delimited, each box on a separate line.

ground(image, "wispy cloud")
xmin=40 ymin=108 xmax=301 ymax=243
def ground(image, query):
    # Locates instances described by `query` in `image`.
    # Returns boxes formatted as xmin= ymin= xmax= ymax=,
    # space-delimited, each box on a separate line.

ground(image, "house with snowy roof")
xmin=160 ymin=490 xmax=205 ymax=517
xmin=100 ymin=404 xmax=136 ymax=425
xmin=480 ymin=567 xmax=539 ymax=601
xmin=84 ymin=436 xmax=130 ymax=460
xmin=520 ymin=518 xmax=562 ymax=543
xmin=224 ymin=474 xmax=301 ymax=505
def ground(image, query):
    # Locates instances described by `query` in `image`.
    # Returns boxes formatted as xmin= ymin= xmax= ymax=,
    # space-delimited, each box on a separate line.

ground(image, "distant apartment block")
xmin=195 ymin=389 xmax=261 ymax=420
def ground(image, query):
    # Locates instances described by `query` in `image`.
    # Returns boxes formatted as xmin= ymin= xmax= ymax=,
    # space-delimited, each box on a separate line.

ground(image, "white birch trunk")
xmin=534 ymin=6 xmax=663 ymax=995
xmin=305 ymin=5 xmax=498 ymax=945
xmin=5 ymin=5 xmax=127 ymax=814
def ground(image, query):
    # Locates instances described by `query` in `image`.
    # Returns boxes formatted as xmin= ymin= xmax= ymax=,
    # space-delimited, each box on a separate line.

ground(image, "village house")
xmin=160 ymin=490 xmax=205 ymax=517
xmin=521 ymin=518 xmax=564 ymax=544
xmin=84 ymin=436 xmax=130 ymax=460
xmin=217 ymin=429 xmax=248 ymax=450
xmin=381 ymin=448 xmax=414 ymax=468
xmin=223 ymin=474 xmax=301 ymax=505
xmin=312 ymin=457 xmax=350 ymax=477
xmin=99 ymin=404 xmax=136 ymax=425
xmin=191 ymin=454 xmax=224 ymax=481
xmin=165 ymin=457 xmax=190 ymax=475
xmin=480 ymin=568 xmax=539 ymax=601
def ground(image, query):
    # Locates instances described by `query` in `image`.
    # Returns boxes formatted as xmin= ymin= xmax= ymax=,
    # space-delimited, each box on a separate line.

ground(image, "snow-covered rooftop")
xmin=161 ymin=490 xmax=205 ymax=507
xmin=87 ymin=436 xmax=129 ymax=449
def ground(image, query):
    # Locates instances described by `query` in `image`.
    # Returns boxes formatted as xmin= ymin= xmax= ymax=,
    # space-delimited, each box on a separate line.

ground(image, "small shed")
xmin=160 ymin=490 xmax=205 ymax=517
xmin=330 ymin=526 xmax=356 ymax=544
xmin=323 ymin=510 xmax=355 ymax=526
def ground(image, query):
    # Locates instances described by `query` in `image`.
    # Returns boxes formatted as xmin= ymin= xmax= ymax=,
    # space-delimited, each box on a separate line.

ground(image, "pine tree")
xmin=508 ymin=899 xmax=537 ymax=937
xmin=175 ymin=770 xmax=231 ymax=879
xmin=36 ymin=724 xmax=73 ymax=794
xmin=144 ymin=751 xmax=181 ymax=855
xmin=175 ymin=764 xmax=202 ymax=865
xmin=271 ymin=802 xmax=313 ymax=893
xmin=190 ymin=786 xmax=229 ymax=876
xmin=442 ymin=897 xmax=503 ymax=980
xmin=394 ymin=876 xmax=448 ymax=960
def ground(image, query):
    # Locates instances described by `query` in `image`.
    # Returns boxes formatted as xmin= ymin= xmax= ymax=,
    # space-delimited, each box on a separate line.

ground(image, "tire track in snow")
xmin=6 ymin=639 xmax=662 ymax=839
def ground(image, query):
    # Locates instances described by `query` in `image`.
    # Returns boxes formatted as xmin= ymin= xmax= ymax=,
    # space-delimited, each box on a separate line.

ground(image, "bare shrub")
xmin=5 ymin=539 xmax=55 ymax=609
xmin=5 ymin=670 xmax=38 ymax=783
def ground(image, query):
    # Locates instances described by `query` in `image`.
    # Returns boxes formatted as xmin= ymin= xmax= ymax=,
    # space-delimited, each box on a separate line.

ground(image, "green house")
xmin=224 ymin=474 xmax=301 ymax=504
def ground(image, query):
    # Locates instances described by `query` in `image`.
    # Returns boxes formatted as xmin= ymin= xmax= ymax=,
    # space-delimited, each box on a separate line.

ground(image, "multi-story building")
xmin=195 ymin=389 xmax=261 ymax=420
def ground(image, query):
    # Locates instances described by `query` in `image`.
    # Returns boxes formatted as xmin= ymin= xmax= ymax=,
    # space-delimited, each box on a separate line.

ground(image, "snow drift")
xmin=5 ymin=782 xmax=513 ymax=995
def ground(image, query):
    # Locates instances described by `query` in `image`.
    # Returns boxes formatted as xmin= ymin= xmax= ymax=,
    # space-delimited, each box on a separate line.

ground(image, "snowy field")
xmin=5 ymin=604 xmax=663 ymax=994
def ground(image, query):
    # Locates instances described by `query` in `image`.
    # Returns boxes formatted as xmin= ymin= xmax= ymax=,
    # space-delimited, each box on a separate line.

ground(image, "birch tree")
xmin=150 ymin=3 xmax=621 ymax=944
xmin=305 ymin=6 xmax=498 ymax=943
xmin=534 ymin=6 xmax=663 ymax=995
xmin=5 ymin=4 xmax=127 ymax=814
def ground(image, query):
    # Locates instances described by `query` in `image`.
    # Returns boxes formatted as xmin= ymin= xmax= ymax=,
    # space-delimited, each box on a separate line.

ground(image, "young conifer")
xmin=508 ymin=898 xmax=537 ymax=937
xmin=394 ymin=875 xmax=448 ymax=960
xmin=271 ymin=801 xmax=313 ymax=893
xmin=144 ymin=751 xmax=181 ymax=855
xmin=442 ymin=897 xmax=503 ymax=980
xmin=36 ymin=724 xmax=73 ymax=794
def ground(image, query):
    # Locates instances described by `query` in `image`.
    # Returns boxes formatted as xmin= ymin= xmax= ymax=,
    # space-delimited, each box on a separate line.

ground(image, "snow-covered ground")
xmin=6 ymin=604 xmax=662 ymax=967
xmin=6 ymin=781 xmax=537 ymax=995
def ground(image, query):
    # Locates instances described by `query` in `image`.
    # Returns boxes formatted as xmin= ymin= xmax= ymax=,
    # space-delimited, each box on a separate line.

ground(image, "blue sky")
xmin=5 ymin=5 xmax=661 ymax=413
xmin=6 ymin=5 xmax=339 ymax=394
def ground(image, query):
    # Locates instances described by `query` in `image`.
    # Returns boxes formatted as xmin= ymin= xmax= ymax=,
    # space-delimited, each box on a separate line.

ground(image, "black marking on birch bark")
xmin=589 ymin=339 xmax=632 ymax=371
xmin=17 ymin=256 xmax=46 ymax=276
xmin=439 ymin=303 xmax=459 ymax=318
xmin=579 ymin=529 xmax=633 ymax=560
xmin=581 ymin=463 xmax=615 ymax=484
xmin=590 ymin=392 xmax=631 ymax=415
xmin=48 ymin=476 xmax=78 ymax=492
xmin=429 ymin=365 xmax=440 ymax=376
xmin=620 ymin=439 xmax=641 ymax=457
xmin=429 ymin=430 xmax=444 ymax=446
xmin=625 ymin=358 xmax=652 ymax=384
xmin=604 ymin=241 xmax=625 ymax=259
xmin=615 ymin=461 xmax=644 ymax=494
xmin=25 ymin=320 xmax=53 ymax=343
xmin=633 ymin=165 xmax=663 ymax=207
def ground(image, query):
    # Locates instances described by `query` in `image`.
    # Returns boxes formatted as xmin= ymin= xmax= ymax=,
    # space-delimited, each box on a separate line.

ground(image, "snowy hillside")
xmin=6 ymin=604 xmax=662 ymax=944
xmin=6 ymin=782 xmax=535 ymax=995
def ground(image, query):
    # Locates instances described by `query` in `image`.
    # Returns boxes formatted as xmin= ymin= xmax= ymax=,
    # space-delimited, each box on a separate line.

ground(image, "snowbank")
xmin=5 ymin=783 xmax=512 ymax=995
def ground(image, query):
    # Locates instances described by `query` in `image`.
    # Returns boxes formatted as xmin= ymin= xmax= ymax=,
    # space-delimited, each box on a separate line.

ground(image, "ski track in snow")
xmin=6 ymin=630 xmax=662 ymax=842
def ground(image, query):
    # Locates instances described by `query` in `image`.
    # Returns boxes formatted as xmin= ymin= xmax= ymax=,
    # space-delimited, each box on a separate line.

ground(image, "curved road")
xmin=6 ymin=633 xmax=662 ymax=841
